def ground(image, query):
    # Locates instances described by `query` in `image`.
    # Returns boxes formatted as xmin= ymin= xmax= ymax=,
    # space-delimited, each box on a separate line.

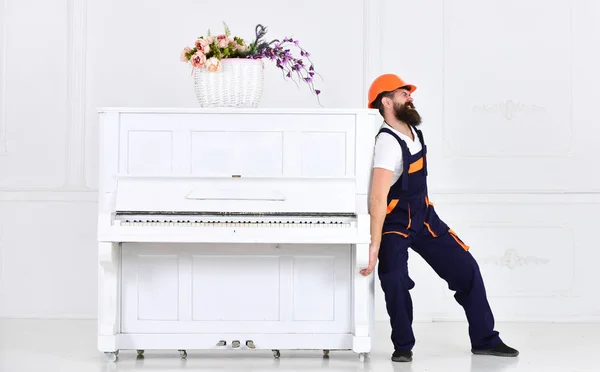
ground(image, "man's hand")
xmin=359 ymin=243 xmax=380 ymax=276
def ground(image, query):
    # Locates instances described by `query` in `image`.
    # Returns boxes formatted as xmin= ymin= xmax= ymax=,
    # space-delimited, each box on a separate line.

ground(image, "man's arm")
xmin=360 ymin=167 xmax=393 ymax=276
xmin=369 ymin=167 xmax=393 ymax=246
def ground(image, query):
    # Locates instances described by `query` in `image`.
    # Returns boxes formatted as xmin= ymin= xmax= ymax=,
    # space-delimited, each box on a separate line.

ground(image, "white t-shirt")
xmin=372 ymin=122 xmax=423 ymax=185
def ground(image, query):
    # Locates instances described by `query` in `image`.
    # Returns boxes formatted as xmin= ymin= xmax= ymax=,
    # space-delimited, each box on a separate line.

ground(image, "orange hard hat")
xmin=368 ymin=74 xmax=416 ymax=108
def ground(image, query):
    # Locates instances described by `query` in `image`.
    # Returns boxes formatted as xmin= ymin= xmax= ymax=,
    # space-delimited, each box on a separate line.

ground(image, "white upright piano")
xmin=97 ymin=108 xmax=379 ymax=362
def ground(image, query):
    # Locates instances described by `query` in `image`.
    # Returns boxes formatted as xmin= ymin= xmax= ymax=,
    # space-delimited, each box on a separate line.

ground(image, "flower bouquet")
xmin=181 ymin=23 xmax=322 ymax=107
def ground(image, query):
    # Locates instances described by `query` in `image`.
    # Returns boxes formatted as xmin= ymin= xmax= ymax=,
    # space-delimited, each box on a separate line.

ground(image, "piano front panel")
xmin=117 ymin=112 xmax=356 ymax=179
xmin=300 ymin=131 xmax=348 ymax=177
xmin=292 ymin=256 xmax=336 ymax=321
xmin=191 ymin=131 xmax=284 ymax=177
xmin=121 ymin=243 xmax=352 ymax=334
xmin=126 ymin=130 xmax=174 ymax=175
xmin=136 ymin=254 xmax=179 ymax=321
xmin=191 ymin=255 xmax=282 ymax=321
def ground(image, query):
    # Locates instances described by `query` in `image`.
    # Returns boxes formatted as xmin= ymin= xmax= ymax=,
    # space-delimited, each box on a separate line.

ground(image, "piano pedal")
xmin=246 ymin=340 xmax=256 ymax=349
xmin=216 ymin=340 xmax=226 ymax=347
xmin=232 ymin=340 xmax=240 ymax=349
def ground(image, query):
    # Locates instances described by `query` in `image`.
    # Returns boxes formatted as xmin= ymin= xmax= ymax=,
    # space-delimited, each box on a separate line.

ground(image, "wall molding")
xmin=0 ymin=313 xmax=97 ymax=320
xmin=2 ymin=188 xmax=599 ymax=203
xmin=0 ymin=190 xmax=97 ymax=202
xmin=427 ymin=190 xmax=600 ymax=204
xmin=0 ymin=219 xmax=4 ymax=295
xmin=431 ymin=315 xmax=600 ymax=323
xmin=0 ymin=0 xmax=93 ymax=193
xmin=2 ymin=189 xmax=599 ymax=204
xmin=465 ymin=223 xmax=576 ymax=298
xmin=0 ymin=0 xmax=8 ymax=155
xmin=64 ymin=0 xmax=90 ymax=189
xmin=362 ymin=0 xmax=381 ymax=108
xmin=440 ymin=0 xmax=575 ymax=159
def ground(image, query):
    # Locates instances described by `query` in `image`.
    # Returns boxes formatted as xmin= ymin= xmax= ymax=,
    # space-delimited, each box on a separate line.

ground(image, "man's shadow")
xmin=469 ymin=355 xmax=520 ymax=372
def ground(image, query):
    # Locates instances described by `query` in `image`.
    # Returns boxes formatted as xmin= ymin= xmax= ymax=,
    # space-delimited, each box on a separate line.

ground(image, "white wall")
xmin=371 ymin=0 xmax=600 ymax=323
xmin=1 ymin=0 xmax=600 ymax=323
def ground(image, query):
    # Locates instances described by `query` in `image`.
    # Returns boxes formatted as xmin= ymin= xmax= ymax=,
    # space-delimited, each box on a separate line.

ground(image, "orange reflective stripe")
xmin=408 ymin=157 xmax=423 ymax=174
xmin=386 ymin=199 xmax=399 ymax=214
xmin=383 ymin=231 xmax=409 ymax=238
xmin=424 ymin=222 xmax=437 ymax=237
xmin=449 ymin=229 xmax=469 ymax=251
xmin=406 ymin=203 xmax=411 ymax=229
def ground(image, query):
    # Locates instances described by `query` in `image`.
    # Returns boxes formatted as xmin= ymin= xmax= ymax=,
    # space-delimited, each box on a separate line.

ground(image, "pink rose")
xmin=190 ymin=52 xmax=206 ymax=68
xmin=206 ymin=36 xmax=214 ymax=44
xmin=205 ymin=57 xmax=222 ymax=72
xmin=216 ymin=34 xmax=229 ymax=48
xmin=180 ymin=47 xmax=191 ymax=62
xmin=194 ymin=38 xmax=210 ymax=54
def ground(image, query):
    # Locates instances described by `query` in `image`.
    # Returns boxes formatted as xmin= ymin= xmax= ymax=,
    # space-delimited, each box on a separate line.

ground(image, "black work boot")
xmin=392 ymin=349 xmax=413 ymax=362
xmin=472 ymin=342 xmax=519 ymax=357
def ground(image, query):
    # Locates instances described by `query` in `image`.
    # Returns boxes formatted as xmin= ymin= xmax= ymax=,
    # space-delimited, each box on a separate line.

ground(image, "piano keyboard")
xmin=114 ymin=213 xmax=355 ymax=228
xmin=118 ymin=221 xmax=350 ymax=228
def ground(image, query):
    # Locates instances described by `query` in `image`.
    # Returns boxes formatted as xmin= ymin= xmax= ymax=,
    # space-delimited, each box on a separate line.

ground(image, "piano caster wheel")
xmin=232 ymin=340 xmax=240 ymax=349
xmin=136 ymin=350 xmax=144 ymax=356
xmin=323 ymin=349 xmax=329 ymax=356
xmin=358 ymin=352 xmax=368 ymax=362
xmin=217 ymin=340 xmax=227 ymax=347
xmin=272 ymin=350 xmax=280 ymax=359
xmin=105 ymin=351 xmax=118 ymax=363
xmin=179 ymin=350 xmax=187 ymax=359
xmin=246 ymin=340 xmax=256 ymax=349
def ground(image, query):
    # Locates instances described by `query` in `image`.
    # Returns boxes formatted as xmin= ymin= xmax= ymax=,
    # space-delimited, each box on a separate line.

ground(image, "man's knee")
xmin=379 ymin=267 xmax=415 ymax=291
xmin=446 ymin=254 xmax=482 ymax=292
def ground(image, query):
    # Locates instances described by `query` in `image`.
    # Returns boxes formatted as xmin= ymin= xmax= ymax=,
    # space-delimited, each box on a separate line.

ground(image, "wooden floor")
xmin=0 ymin=318 xmax=596 ymax=372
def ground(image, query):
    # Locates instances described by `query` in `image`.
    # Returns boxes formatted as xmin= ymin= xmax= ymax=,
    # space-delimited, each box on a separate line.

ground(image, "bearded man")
xmin=361 ymin=74 xmax=519 ymax=362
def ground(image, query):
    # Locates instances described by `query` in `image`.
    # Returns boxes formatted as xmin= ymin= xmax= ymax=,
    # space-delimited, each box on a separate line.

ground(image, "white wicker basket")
xmin=193 ymin=58 xmax=264 ymax=108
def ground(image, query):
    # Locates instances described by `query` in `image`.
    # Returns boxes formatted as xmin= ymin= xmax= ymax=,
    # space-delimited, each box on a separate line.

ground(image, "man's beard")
xmin=393 ymin=101 xmax=422 ymax=127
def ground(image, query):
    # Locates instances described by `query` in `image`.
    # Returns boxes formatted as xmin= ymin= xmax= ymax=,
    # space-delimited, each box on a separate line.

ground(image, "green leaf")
xmin=223 ymin=22 xmax=231 ymax=37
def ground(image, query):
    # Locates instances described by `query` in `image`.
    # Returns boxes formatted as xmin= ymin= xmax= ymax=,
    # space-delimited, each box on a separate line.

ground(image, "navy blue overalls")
xmin=376 ymin=125 xmax=503 ymax=352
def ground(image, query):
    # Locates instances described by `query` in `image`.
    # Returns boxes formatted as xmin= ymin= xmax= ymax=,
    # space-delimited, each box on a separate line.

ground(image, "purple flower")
xmin=243 ymin=24 xmax=322 ymax=105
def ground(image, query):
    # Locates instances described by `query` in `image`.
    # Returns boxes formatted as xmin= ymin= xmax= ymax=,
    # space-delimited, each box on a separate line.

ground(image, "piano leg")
xmin=352 ymin=243 xmax=373 ymax=362
xmin=98 ymin=242 xmax=121 ymax=362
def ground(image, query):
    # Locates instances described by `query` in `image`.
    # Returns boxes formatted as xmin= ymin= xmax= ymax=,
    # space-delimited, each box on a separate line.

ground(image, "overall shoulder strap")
xmin=413 ymin=126 xmax=424 ymax=144
xmin=376 ymin=128 xmax=410 ymax=190
xmin=411 ymin=126 xmax=428 ymax=176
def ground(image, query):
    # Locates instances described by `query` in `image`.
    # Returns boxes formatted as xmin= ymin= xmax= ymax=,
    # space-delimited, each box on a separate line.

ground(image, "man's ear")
xmin=381 ymin=95 xmax=392 ymax=108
